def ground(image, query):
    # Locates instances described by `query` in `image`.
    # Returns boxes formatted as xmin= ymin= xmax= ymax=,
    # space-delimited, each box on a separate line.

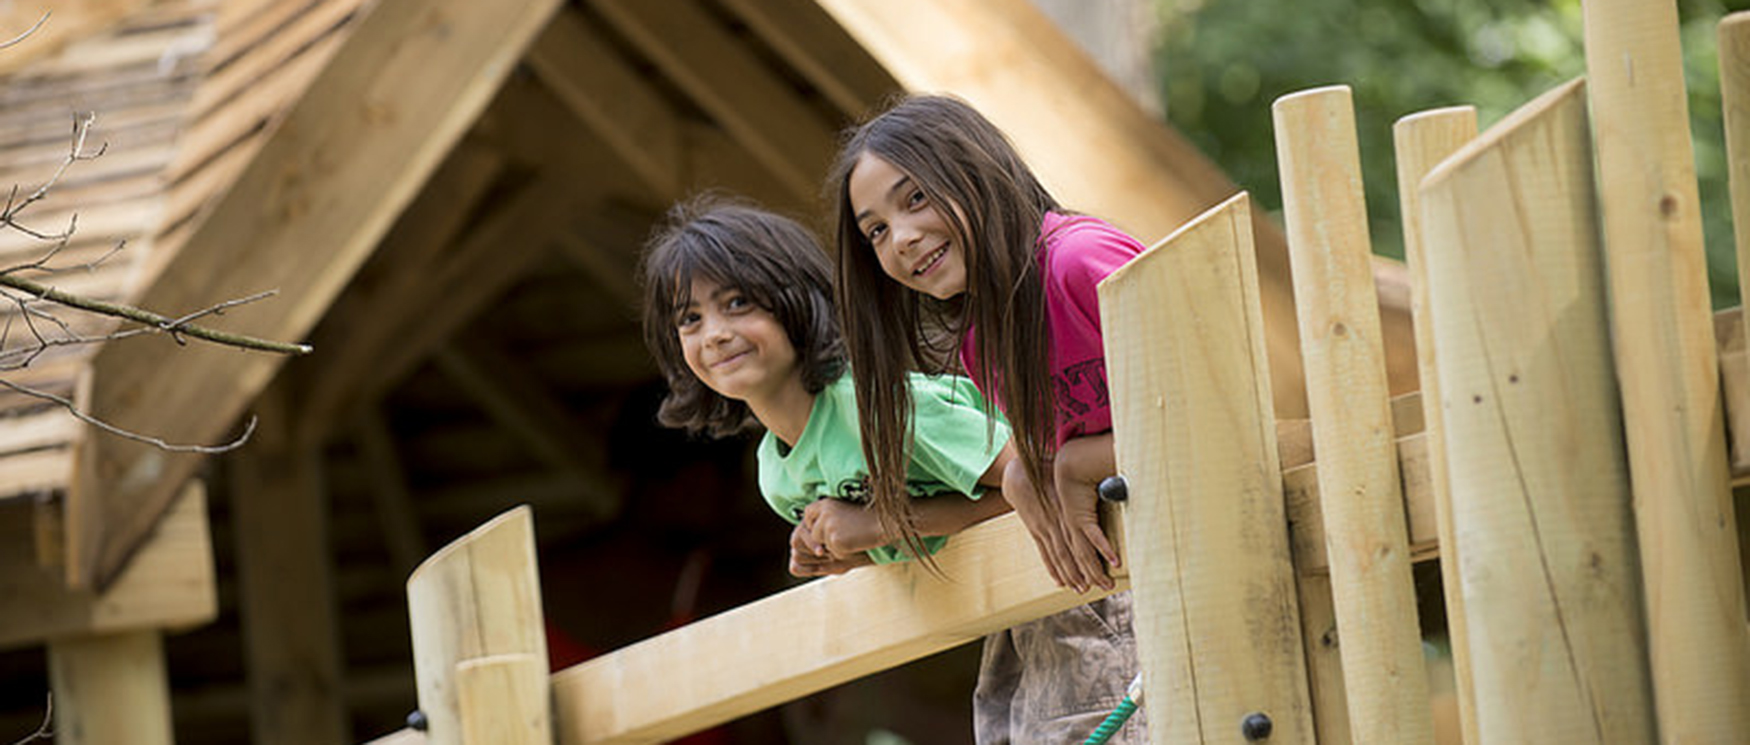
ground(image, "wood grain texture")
xmin=456 ymin=654 xmax=551 ymax=745
xmin=1584 ymin=4 xmax=1750 ymax=739
xmin=408 ymin=507 xmax=549 ymax=745
xmin=1099 ymin=193 xmax=1313 ymax=744
xmin=1394 ymin=104 xmax=1480 ymax=745
xmin=1274 ymin=85 xmax=1432 ymax=745
xmin=47 ymin=630 xmax=174 ymax=745
xmin=1717 ymin=12 xmax=1750 ymax=482
xmin=1420 ymin=78 xmax=1655 ymax=744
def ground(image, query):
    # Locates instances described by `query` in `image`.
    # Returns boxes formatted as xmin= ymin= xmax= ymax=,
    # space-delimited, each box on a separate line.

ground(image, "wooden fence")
xmin=374 ymin=4 xmax=1750 ymax=744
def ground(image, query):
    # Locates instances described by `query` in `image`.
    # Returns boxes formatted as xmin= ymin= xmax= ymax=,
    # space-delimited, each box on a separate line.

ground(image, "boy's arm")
xmin=801 ymin=491 xmax=1012 ymax=559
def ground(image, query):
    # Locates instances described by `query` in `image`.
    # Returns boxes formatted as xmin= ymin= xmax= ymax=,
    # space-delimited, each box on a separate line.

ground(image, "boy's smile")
xmin=849 ymin=152 xmax=968 ymax=300
xmin=676 ymin=276 xmax=803 ymax=409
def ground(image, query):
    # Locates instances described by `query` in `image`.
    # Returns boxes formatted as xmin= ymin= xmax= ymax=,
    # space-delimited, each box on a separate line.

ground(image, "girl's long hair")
xmin=639 ymin=194 xmax=845 ymax=438
xmin=829 ymin=94 xmax=1062 ymax=558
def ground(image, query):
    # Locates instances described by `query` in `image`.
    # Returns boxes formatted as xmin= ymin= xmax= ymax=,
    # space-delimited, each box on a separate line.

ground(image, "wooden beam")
xmin=715 ymin=0 xmax=898 ymax=117
xmin=409 ymin=507 xmax=550 ymax=745
xmin=552 ymin=509 xmax=1126 ymax=743
xmin=1583 ymin=3 xmax=1750 ymax=738
xmin=351 ymin=409 xmax=427 ymax=582
xmin=1721 ymin=308 xmax=1748 ymax=479
xmin=47 ymin=629 xmax=174 ymax=745
xmin=229 ymin=381 xmax=347 ymax=745
xmin=0 ymin=481 xmax=213 ymax=649
xmin=589 ymin=0 xmax=838 ymax=200
xmin=1100 ymin=192 xmax=1314 ymax=743
xmin=1719 ymin=12 xmax=1750 ymax=482
xmin=1421 ymin=78 xmax=1656 ymax=743
xmin=431 ymin=337 xmax=621 ymax=521
xmin=1394 ymin=104 xmax=1481 ymax=745
xmin=526 ymin=7 xmax=684 ymax=198
xmin=67 ymin=0 xmax=564 ymax=588
xmin=1275 ymin=85 xmax=1431 ymax=744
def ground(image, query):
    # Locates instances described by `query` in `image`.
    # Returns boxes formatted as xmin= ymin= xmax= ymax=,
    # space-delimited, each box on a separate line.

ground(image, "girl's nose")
xmin=891 ymin=217 xmax=924 ymax=251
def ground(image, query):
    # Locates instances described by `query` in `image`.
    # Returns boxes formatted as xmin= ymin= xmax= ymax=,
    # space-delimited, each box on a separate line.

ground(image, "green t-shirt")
xmin=758 ymin=372 xmax=1010 ymax=564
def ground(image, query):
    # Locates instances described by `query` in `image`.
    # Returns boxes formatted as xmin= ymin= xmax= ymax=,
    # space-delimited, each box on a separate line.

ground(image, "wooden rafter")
xmin=0 ymin=1 xmax=152 ymax=78
xmin=589 ymin=0 xmax=838 ymax=200
xmin=715 ymin=0 xmax=898 ymax=117
xmin=66 ymin=0 xmax=564 ymax=589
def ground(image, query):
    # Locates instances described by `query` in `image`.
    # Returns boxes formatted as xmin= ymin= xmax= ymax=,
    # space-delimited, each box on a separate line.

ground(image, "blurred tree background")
xmin=1154 ymin=0 xmax=1749 ymax=309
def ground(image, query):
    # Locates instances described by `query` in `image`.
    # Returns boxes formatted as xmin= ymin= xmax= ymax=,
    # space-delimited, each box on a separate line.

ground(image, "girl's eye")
xmin=907 ymin=189 xmax=926 ymax=209
xmin=865 ymin=223 xmax=886 ymax=243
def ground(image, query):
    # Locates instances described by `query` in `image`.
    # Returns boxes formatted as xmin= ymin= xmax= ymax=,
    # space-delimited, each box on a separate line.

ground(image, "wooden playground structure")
xmin=0 ymin=0 xmax=1744 ymax=743
xmin=380 ymin=2 xmax=1749 ymax=743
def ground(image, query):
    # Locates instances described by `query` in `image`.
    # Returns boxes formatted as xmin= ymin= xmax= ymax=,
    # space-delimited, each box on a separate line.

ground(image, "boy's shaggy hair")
xmin=640 ymin=195 xmax=845 ymax=438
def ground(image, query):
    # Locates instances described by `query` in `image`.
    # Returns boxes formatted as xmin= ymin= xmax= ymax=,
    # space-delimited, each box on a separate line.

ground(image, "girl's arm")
xmin=801 ymin=490 xmax=1013 ymax=559
xmin=1052 ymin=432 xmax=1120 ymax=590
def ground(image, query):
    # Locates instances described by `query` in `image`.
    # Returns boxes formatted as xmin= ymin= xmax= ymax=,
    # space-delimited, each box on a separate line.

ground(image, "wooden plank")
xmin=1394 ymin=103 xmax=1480 ymax=745
xmin=0 ymin=481 xmax=213 ymax=648
xmin=552 ymin=509 xmax=1127 ymax=744
xmin=0 ymin=1 xmax=152 ymax=77
xmin=590 ymin=0 xmax=836 ymax=200
xmin=1293 ymin=573 xmax=1350 ymax=745
xmin=1099 ymin=193 xmax=1314 ymax=744
xmin=229 ymin=381 xmax=347 ymax=745
xmin=526 ymin=7 xmax=683 ymax=198
xmin=1274 ymin=84 xmax=1431 ymax=744
xmin=67 ymin=0 xmax=564 ymax=589
xmin=715 ymin=0 xmax=898 ymax=116
xmin=456 ymin=654 xmax=552 ymax=745
xmin=1420 ymin=78 xmax=1656 ymax=744
xmin=1720 ymin=308 xmax=1747 ymax=478
xmin=409 ymin=507 xmax=549 ymax=745
xmin=1583 ymin=4 xmax=1750 ymax=739
xmin=47 ymin=629 xmax=174 ymax=745
xmin=1719 ymin=11 xmax=1750 ymax=480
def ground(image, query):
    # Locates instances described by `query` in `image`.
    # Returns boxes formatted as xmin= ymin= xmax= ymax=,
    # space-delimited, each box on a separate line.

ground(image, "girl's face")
xmin=847 ymin=152 xmax=967 ymax=300
xmin=675 ymin=276 xmax=800 ymax=405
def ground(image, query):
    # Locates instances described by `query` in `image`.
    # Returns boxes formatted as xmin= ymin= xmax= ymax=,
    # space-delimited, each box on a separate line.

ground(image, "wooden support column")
xmin=1275 ymin=85 xmax=1432 ymax=744
xmin=1394 ymin=104 xmax=1481 ymax=745
xmin=230 ymin=382 xmax=347 ymax=745
xmin=1583 ymin=4 xmax=1750 ymax=739
xmin=1419 ymin=79 xmax=1656 ymax=744
xmin=1718 ymin=13 xmax=1750 ymax=481
xmin=408 ymin=507 xmax=550 ymax=745
xmin=68 ymin=0 xmax=564 ymax=589
xmin=1100 ymin=193 xmax=1314 ymax=743
xmin=47 ymin=630 xmax=174 ymax=745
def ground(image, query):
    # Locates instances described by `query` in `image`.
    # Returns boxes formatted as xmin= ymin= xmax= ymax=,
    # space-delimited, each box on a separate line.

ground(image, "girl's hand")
xmin=788 ymin=523 xmax=873 ymax=576
xmin=1052 ymin=434 xmax=1120 ymax=591
xmin=801 ymin=499 xmax=885 ymax=559
xmin=1003 ymin=457 xmax=1093 ymax=593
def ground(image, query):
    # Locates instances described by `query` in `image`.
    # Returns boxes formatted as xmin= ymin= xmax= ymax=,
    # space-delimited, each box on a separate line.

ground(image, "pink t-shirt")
xmin=960 ymin=212 xmax=1147 ymax=447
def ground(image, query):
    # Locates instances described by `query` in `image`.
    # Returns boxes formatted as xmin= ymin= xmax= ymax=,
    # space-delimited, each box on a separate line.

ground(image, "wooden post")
xmin=47 ymin=630 xmax=174 ymax=745
xmin=230 ymin=382 xmax=348 ymax=745
xmin=1419 ymin=78 xmax=1656 ymax=744
xmin=408 ymin=507 xmax=550 ymax=745
xmin=1393 ymin=104 xmax=1481 ymax=745
xmin=1719 ymin=13 xmax=1750 ymax=481
xmin=1582 ymin=3 xmax=1750 ymax=740
xmin=1099 ymin=193 xmax=1314 ymax=743
xmin=1274 ymin=85 xmax=1432 ymax=745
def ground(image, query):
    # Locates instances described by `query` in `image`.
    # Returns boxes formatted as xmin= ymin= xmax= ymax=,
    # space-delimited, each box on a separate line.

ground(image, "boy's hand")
xmin=801 ymin=498 xmax=884 ymax=558
xmin=788 ymin=524 xmax=873 ymax=576
xmin=1003 ymin=457 xmax=1090 ymax=593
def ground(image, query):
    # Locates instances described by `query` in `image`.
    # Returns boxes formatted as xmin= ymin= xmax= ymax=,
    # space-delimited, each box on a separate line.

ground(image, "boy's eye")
xmin=675 ymin=310 xmax=701 ymax=328
xmin=725 ymin=294 xmax=751 ymax=311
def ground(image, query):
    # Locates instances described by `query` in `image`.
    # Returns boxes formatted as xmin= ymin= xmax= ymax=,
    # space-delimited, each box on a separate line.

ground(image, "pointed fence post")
xmin=1393 ymin=104 xmax=1480 ymax=745
xmin=1100 ymin=193 xmax=1314 ymax=744
xmin=1274 ymin=85 xmax=1432 ymax=745
xmin=1419 ymin=78 xmax=1656 ymax=744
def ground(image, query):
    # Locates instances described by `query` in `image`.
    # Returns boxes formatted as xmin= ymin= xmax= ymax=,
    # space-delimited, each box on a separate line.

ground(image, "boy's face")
xmin=675 ymin=276 xmax=801 ymax=405
xmin=848 ymin=152 xmax=967 ymax=300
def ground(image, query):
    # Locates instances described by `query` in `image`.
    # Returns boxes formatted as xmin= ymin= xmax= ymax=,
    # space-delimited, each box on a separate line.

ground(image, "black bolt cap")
xmin=1097 ymin=475 xmax=1129 ymax=503
xmin=1241 ymin=711 xmax=1272 ymax=741
xmin=407 ymin=710 xmax=428 ymax=731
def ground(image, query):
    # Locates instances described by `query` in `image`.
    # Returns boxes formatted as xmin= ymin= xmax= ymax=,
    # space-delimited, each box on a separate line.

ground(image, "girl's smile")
xmin=848 ymin=152 xmax=968 ymax=300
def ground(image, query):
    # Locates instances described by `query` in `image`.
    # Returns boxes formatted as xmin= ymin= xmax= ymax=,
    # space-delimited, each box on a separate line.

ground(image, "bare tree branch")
xmin=0 ymin=12 xmax=49 ymax=52
xmin=0 ymin=376 xmax=258 ymax=453
xmin=9 ymin=693 xmax=51 ymax=745
xmin=0 ymin=273 xmax=312 ymax=354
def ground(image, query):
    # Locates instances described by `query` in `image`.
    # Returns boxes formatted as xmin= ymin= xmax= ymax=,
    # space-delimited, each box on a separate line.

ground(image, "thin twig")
xmin=0 ymin=376 xmax=258 ymax=453
xmin=9 ymin=692 xmax=51 ymax=745
xmin=0 ymin=12 xmax=48 ymax=52
xmin=0 ymin=273 xmax=312 ymax=354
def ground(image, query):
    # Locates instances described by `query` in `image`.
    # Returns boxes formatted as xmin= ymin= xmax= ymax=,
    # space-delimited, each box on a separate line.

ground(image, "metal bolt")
xmin=1240 ymin=711 xmax=1272 ymax=741
xmin=407 ymin=710 xmax=428 ymax=732
xmin=1097 ymin=475 xmax=1129 ymax=503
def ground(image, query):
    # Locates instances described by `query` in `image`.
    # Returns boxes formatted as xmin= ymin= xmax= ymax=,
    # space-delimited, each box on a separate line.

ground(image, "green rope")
xmin=1083 ymin=674 xmax=1144 ymax=745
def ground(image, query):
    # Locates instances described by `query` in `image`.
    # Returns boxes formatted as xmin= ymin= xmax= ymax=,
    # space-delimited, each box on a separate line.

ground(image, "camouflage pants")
xmin=973 ymin=591 xmax=1148 ymax=744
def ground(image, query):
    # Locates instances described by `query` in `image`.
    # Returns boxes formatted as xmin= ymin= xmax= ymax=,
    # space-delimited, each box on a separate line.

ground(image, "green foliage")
xmin=1156 ymin=0 xmax=1749 ymax=308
